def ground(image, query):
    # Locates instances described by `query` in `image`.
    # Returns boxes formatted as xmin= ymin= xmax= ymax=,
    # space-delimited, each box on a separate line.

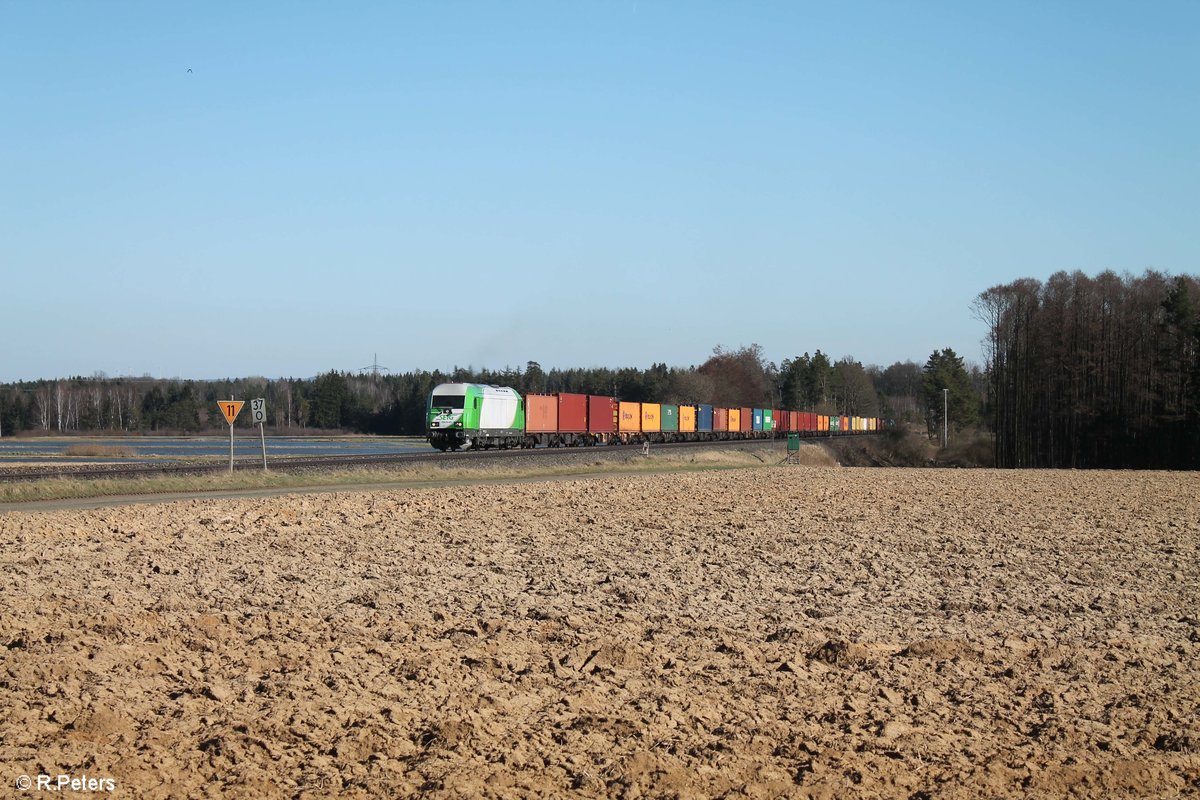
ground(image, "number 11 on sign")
xmin=218 ymin=399 xmax=245 ymax=473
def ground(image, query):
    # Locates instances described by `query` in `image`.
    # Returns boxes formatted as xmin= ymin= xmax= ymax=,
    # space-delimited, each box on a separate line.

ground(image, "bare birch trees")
xmin=975 ymin=270 xmax=1200 ymax=468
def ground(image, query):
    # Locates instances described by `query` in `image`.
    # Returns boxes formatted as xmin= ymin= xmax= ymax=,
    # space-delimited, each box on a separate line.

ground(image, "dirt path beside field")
xmin=1 ymin=468 xmax=1198 ymax=798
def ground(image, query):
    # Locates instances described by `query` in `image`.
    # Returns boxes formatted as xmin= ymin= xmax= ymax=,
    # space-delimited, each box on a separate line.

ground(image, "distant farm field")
xmin=1 ymin=468 xmax=1197 ymax=798
xmin=0 ymin=435 xmax=429 ymax=464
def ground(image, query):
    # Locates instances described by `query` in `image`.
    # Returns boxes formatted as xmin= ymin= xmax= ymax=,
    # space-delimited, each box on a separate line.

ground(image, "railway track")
xmin=0 ymin=435 xmax=866 ymax=484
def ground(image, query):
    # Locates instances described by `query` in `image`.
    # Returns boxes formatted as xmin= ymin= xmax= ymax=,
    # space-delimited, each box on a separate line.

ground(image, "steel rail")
xmin=0 ymin=433 xmax=880 ymax=484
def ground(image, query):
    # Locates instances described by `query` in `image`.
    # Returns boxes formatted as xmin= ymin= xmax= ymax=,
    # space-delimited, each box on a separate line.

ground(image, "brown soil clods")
xmin=1 ymin=468 xmax=1198 ymax=797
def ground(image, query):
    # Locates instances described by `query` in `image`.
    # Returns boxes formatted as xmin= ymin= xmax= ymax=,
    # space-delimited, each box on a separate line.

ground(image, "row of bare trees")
xmin=974 ymin=270 xmax=1199 ymax=468
xmin=0 ymin=375 xmax=370 ymax=435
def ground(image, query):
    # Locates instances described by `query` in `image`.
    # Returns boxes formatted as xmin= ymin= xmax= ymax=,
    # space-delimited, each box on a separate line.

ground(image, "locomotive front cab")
xmin=427 ymin=383 xmax=526 ymax=451
xmin=427 ymin=383 xmax=476 ymax=451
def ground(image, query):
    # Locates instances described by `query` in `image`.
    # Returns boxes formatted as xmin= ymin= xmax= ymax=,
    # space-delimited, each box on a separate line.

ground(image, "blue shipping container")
xmin=752 ymin=409 xmax=764 ymax=431
xmin=697 ymin=404 xmax=714 ymax=432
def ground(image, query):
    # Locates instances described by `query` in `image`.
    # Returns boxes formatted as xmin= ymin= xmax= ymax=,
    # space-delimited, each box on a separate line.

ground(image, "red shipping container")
xmin=525 ymin=394 xmax=558 ymax=433
xmin=558 ymin=393 xmax=588 ymax=432
xmin=739 ymin=407 xmax=753 ymax=432
xmin=714 ymin=407 xmax=728 ymax=432
xmin=587 ymin=396 xmax=618 ymax=433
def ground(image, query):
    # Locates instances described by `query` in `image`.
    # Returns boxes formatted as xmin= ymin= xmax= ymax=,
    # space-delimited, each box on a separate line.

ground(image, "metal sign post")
xmin=217 ymin=398 xmax=245 ymax=474
xmin=251 ymin=398 xmax=267 ymax=471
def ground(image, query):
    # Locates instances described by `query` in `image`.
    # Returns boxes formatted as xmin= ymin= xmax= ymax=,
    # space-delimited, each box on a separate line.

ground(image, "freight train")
xmin=426 ymin=382 xmax=882 ymax=451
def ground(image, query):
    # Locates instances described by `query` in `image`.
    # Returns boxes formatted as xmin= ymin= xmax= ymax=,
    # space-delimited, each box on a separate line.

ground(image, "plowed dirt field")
xmin=2 ymin=468 xmax=1198 ymax=798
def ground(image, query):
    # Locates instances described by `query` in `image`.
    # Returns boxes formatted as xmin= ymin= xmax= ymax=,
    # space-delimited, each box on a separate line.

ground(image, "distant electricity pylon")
xmin=358 ymin=354 xmax=390 ymax=381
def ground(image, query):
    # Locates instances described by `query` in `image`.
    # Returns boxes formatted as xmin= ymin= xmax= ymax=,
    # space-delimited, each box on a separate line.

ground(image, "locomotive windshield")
xmin=431 ymin=395 xmax=465 ymax=409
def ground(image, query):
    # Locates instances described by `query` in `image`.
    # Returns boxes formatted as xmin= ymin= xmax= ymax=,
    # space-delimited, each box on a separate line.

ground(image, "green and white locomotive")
xmin=426 ymin=383 xmax=527 ymax=451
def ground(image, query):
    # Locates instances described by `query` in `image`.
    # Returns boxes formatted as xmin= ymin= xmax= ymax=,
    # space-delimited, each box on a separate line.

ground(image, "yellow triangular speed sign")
xmin=218 ymin=400 xmax=244 ymax=425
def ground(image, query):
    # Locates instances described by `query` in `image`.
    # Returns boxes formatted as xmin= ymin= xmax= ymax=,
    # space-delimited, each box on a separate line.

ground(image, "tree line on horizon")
xmin=7 ymin=269 xmax=1193 ymax=469
xmin=0 ymin=346 xmax=965 ymax=439
xmin=975 ymin=269 xmax=1199 ymax=469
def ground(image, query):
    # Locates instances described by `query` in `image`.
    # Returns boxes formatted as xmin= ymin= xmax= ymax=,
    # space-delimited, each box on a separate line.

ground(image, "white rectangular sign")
xmin=250 ymin=398 xmax=267 ymax=424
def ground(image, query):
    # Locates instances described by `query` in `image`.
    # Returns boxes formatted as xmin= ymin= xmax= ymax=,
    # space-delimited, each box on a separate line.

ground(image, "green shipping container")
xmin=660 ymin=404 xmax=680 ymax=432
xmin=763 ymin=409 xmax=773 ymax=432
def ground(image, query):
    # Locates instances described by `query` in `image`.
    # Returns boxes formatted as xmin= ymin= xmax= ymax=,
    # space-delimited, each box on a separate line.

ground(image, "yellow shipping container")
xmin=728 ymin=408 xmax=741 ymax=431
xmin=618 ymin=402 xmax=641 ymax=433
xmin=641 ymin=403 xmax=661 ymax=432
xmin=679 ymin=405 xmax=696 ymax=432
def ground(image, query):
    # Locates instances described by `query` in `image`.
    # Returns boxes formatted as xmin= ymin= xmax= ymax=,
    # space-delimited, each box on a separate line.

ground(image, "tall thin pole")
xmin=943 ymin=388 xmax=948 ymax=449
xmin=229 ymin=395 xmax=235 ymax=474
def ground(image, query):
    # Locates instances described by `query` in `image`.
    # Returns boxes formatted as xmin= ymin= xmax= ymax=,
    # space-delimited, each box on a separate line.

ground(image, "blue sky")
xmin=3 ymin=1 xmax=1196 ymax=381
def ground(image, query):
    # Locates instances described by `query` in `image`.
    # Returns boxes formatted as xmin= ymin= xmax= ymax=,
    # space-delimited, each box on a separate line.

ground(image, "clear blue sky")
xmin=3 ymin=1 xmax=1196 ymax=382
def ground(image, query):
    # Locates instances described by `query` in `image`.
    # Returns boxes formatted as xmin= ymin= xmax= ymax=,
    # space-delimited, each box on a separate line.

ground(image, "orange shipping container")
xmin=525 ymin=394 xmax=558 ymax=433
xmin=618 ymin=402 xmax=641 ymax=433
xmin=679 ymin=405 xmax=696 ymax=432
xmin=728 ymin=408 xmax=741 ymax=431
xmin=641 ymin=403 xmax=661 ymax=433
